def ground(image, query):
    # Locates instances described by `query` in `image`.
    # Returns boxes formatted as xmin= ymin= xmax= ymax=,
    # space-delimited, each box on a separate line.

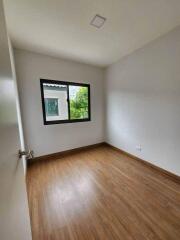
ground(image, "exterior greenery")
xmin=70 ymin=87 xmax=88 ymax=119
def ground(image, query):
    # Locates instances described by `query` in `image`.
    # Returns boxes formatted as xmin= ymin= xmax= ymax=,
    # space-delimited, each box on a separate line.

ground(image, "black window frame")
xmin=40 ymin=79 xmax=91 ymax=125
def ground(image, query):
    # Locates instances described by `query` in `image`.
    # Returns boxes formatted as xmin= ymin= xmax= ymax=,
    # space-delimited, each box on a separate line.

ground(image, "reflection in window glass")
xmin=69 ymin=86 xmax=89 ymax=120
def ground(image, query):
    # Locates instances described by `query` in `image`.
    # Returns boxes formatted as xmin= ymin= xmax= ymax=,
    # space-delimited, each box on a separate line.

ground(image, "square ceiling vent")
xmin=90 ymin=14 xmax=106 ymax=28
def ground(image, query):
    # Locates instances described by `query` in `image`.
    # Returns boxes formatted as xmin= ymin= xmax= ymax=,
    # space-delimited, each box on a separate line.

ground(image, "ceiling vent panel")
xmin=90 ymin=14 xmax=106 ymax=28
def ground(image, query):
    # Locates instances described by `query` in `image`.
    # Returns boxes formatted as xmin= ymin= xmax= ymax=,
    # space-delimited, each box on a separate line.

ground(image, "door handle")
xmin=19 ymin=150 xmax=34 ymax=159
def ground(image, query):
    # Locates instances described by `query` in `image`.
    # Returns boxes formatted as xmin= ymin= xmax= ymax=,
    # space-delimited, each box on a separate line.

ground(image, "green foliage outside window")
xmin=70 ymin=87 xmax=88 ymax=119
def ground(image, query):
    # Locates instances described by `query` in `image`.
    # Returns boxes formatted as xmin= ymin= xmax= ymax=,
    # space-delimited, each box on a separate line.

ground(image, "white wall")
xmin=105 ymin=26 xmax=180 ymax=176
xmin=14 ymin=49 xmax=105 ymax=157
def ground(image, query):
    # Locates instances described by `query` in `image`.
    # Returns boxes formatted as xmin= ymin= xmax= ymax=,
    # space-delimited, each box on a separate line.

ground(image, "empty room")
xmin=0 ymin=0 xmax=180 ymax=239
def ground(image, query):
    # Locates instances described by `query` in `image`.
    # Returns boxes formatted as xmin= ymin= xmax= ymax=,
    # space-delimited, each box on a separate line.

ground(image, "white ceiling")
xmin=3 ymin=0 xmax=180 ymax=67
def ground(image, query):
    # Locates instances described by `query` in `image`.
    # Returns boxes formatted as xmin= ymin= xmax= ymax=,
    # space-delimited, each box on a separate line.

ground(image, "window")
xmin=45 ymin=98 xmax=59 ymax=117
xmin=40 ymin=79 xmax=91 ymax=124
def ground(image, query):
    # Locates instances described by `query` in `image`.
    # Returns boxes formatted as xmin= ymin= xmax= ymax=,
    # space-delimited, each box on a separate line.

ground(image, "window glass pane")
xmin=43 ymin=83 xmax=68 ymax=121
xmin=69 ymin=85 xmax=89 ymax=120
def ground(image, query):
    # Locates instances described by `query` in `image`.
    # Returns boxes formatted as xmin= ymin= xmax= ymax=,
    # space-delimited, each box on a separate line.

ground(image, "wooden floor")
xmin=27 ymin=145 xmax=180 ymax=240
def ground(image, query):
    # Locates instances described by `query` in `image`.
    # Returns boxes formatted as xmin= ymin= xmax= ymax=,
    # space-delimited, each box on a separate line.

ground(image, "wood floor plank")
xmin=27 ymin=145 xmax=180 ymax=240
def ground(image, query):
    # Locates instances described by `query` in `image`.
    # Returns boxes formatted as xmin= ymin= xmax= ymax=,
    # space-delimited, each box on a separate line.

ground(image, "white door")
xmin=0 ymin=1 xmax=32 ymax=239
